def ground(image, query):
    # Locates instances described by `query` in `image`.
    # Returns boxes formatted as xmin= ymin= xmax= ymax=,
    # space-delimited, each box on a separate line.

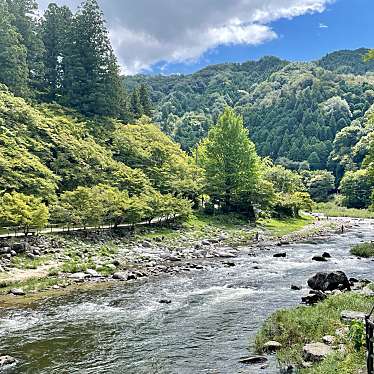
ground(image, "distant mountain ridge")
xmin=124 ymin=48 xmax=374 ymax=174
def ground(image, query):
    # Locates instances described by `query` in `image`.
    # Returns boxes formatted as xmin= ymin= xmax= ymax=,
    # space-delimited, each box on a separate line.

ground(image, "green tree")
xmin=41 ymin=3 xmax=72 ymax=101
xmin=273 ymin=192 xmax=314 ymax=218
xmin=0 ymin=191 xmax=49 ymax=234
xmin=265 ymin=163 xmax=304 ymax=193
xmin=0 ymin=1 xmax=28 ymax=96
xmin=6 ymin=0 xmax=45 ymax=93
xmin=63 ymin=0 xmax=125 ymax=117
xmin=200 ymin=107 xmax=260 ymax=216
xmin=139 ymin=84 xmax=152 ymax=117
xmin=340 ymin=169 xmax=373 ymax=208
xmin=302 ymin=170 xmax=335 ymax=202
xmin=130 ymin=87 xmax=143 ymax=119
xmin=307 ymin=151 xmax=322 ymax=170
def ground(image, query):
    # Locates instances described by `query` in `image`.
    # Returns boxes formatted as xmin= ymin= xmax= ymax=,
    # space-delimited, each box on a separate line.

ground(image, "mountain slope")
xmin=124 ymin=49 xmax=374 ymax=172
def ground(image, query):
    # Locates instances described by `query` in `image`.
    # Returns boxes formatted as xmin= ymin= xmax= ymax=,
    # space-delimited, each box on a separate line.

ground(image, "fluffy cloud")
xmin=37 ymin=0 xmax=334 ymax=74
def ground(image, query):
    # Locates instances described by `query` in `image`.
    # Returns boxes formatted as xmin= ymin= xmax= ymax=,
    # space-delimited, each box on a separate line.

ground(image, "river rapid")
xmin=0 ymin=219 xmax=373 ymax=374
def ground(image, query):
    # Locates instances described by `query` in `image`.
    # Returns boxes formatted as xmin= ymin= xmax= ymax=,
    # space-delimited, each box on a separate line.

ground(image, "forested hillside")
xmin=0 ymin=0 xmax=373 ymax=233
xmin=124 ymin=49 xmax=374 ymax=173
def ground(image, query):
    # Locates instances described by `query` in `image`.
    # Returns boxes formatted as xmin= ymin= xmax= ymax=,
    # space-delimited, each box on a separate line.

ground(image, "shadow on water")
xmin=0 ymin=219 xmax=374 ymax=373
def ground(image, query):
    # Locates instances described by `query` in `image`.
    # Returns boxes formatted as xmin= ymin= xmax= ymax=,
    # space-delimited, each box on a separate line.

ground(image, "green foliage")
xmin=0 ymin=1 xmax=28 ymax=97
xmin=0 ymin=191 xmax=49 ymax=233
xmin=351 ymin=242 xmax=374 ymax=258
xmin=112 ymin=120 xmax=204 ymax=199
xmin=200 ymin=107 xmax=261 ymax=216
xmin=265 ymin=163 xmax=304 ymax=193
xmin=63 ymin=0 xmax=125 ymax=118
xmin=340 ymin=169 xmax=374 ymax=208
xmin=255 ymin=291 xmax=373 ymax=369
xmin=319 ymin=48 xmax=374 ymax=74
xmin=6 ymin=0 xmax=46 ymax=93
xmin=315 ymin=200 xmax=374 ymax=219
xmin=41 ymin=3 xmax=72 ymax=101
xmin=348 ymin=321 xmax=365 ymax=352
xmin=302 ymin=170 xmax=335 ymax=202
xmin=273 ymin=191 xmax=314 ymax=218
xmin=126 ymin=51 xmax=374 ymax=171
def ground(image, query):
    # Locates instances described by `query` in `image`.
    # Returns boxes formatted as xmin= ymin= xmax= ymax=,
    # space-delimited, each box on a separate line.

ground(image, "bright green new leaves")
xmin=112 ymin=121 xmax=204 ymax=199
xmin=200 ymin=107 xmax=260 ymax=212
xmin=340 ymin=169 xmax=374 ymax=209
xmin=265 ymin=163 xmax=304 ymax=194
xmin=52 ymin=185 xmax=192 ymax=228
xmin=0 ymin=191 xmax=49 ymax=233
xmin=273 ymin=192 xmax=314 ymax=218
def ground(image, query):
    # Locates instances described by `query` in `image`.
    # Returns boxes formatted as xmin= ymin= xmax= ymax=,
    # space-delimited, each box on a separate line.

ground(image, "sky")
xmin=36 ymin=0 xmax=374 ymax=76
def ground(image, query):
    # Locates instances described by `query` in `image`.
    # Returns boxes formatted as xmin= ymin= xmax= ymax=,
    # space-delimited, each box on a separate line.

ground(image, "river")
xmin=0 ymin=219 xmax=373 ymax=374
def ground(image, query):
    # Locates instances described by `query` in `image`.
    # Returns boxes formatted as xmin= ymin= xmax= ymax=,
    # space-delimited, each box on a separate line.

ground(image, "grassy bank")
xmin=258 ymin=215 xmax=315 ymax=237
xmin=351 ymin=242 xmax=374 ymax=257
xmin=315 ymin=202 xmax=374 ymax=219
xmin=255 ymin=292 xmax=373 ymax=373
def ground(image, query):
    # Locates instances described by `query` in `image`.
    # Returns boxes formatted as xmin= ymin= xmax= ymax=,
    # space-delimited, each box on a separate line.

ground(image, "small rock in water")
xmin=291 ymin=285 xmax=302 ymax=291
xmin=239 ymin=356 xmax=267 ymax=365
xmin=159 ymin=299 xmax=171 ymax=304
xmin=322 ymin=252 xmax=331 ymax=258
xmin=10 ymin=288 xmax=25 ymax=296
xmin=0 ymin=355 xmax=17 ymax=367
xmin=303 ymin=342 xmax=332 ymax=362
xmin=312 ymin=255 xmax=327 ymax=262
xmin=273 ymin=252 xmax=286 ymax=258
xmin=263 ymin=340 xmax=282 ymax=352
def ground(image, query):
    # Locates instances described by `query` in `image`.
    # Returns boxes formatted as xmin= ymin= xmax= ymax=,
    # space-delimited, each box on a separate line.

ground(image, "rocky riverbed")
xmin=0 ymin=217 xmax=372 ymax=373
xmin=0 ymin=217 xmax=340 ymax=301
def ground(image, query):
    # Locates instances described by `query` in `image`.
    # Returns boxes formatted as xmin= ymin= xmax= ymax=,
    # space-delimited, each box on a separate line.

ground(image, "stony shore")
xmin=0 ymin=216 xmax=344 ymax=306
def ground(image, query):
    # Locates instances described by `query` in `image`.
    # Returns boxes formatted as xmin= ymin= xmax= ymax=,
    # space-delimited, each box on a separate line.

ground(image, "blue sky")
xmin=151 ymin=0 xmax=374 ymax=75
xmin=37 ymin=0 xmax=373 ymax=75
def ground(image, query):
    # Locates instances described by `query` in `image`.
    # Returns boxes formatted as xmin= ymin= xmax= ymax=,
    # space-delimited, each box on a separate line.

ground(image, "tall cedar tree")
xmin=131 ymin=87 xmax=143 ymax=119
xmin=63 ymin=0 xmax=125 ymax=117
xmin=201 ymin=107 xmax=260 ymax=213
xmin=6 ymin=0 xmax=45 ymax=94
xmin=0 ymin=0 xmax=28 ymax=96
xmin=41 ymin=4 xmax=72 ymax=101
xmin=139 ymin=84 xmax=152 ymax=117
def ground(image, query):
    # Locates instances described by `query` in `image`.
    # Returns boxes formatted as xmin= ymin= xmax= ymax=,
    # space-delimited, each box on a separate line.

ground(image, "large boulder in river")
xmin=307 ymin=271 xmax=351 ymax=292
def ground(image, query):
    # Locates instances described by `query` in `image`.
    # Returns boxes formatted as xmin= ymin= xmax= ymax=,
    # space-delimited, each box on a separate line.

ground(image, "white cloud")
xmin=319 ymin=22 xmax=329 ymax=28
xmin=36 ymin=0 xmax=335 ymax=74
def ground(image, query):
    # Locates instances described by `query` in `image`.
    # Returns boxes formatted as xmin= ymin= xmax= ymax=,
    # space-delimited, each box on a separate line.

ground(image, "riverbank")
xmin=255 ymin=285 xmax=374 ymax=373
xmin=0 ymin=213 xmax=340 ymax=306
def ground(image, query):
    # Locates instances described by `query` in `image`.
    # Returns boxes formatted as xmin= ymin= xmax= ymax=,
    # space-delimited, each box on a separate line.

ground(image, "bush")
xmin=351 ymin=242 xmax=374 ymax=257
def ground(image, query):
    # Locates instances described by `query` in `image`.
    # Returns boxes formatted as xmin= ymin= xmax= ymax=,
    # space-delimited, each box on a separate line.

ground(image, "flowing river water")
xmin=0 ymin=219 xmax=374 ymax=374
